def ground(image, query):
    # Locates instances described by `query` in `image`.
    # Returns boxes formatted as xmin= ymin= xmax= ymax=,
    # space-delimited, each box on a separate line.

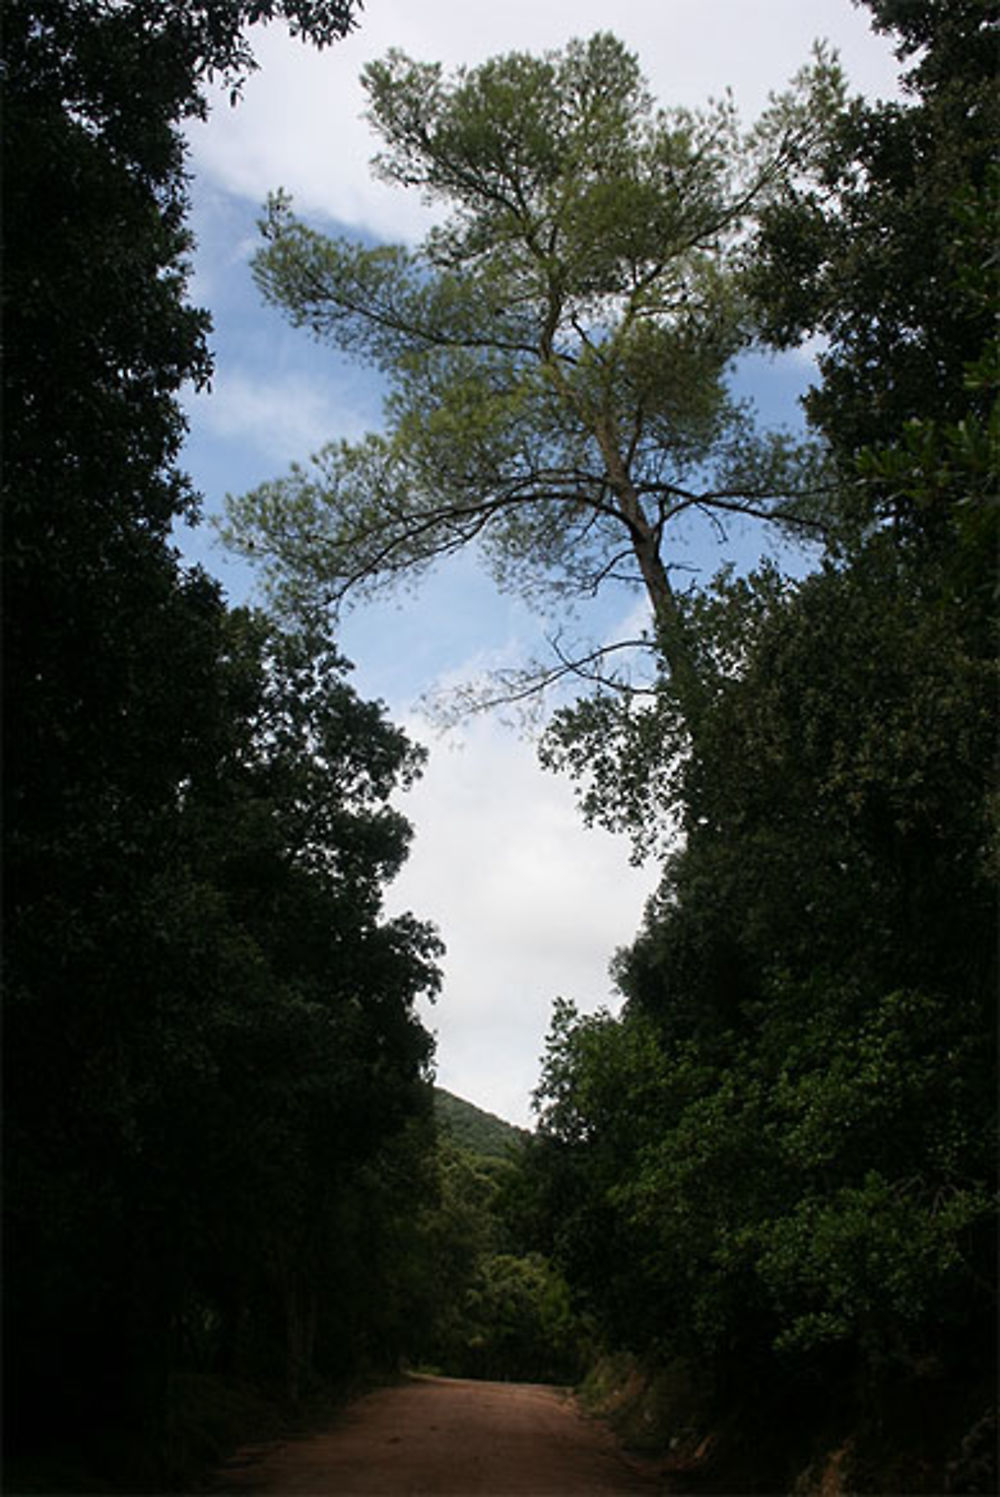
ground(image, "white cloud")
xmin=183 ymin=208 xmax=258 ymax=307
xmin=187 ymin=0 xmax=902 ymax=242
xmin=387 ymin=711 xmax=659 ymax=1128
xmin=787 ymin=332 xmax=833 ymax=367
xmin=184 ymin=369 xmax=371 ymax=465
xmin=340 ymin=587 xmax=666 ymax=1129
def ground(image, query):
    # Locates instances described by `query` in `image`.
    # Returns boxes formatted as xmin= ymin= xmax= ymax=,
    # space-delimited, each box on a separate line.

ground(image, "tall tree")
xmin=544 ymin=0 xmax=998 ymax=854
xmin=1 ymin=0 xmax=435 ymax=1477
xmin=222 ymin=33 xmax=841 ymax=724
xmin=528 ymin=5 xmax=997 ymax=1487
xmin=163 ymin=610 xmax=441 ymax=1410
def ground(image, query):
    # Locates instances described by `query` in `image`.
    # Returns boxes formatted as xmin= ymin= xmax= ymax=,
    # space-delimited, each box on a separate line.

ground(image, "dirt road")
xmin=215 ymin=1374 xmax=663 ymax=1495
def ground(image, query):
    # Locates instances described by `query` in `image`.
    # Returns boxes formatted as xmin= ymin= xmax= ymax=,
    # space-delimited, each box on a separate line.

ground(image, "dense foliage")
xmin=3 ymin=2 xmax=448 ymax=1488
xmin=526 ymin=3 xmax=997 ymax=1489
xmin=408 ymin=1123 xmax=586 ymax=1385
xmin=434 ymin=1087 xmax=529 ymax=1159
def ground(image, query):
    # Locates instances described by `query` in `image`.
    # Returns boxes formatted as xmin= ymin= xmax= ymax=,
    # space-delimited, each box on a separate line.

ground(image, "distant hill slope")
xmin=434 ymin=1088 xmax=530 ymax=1158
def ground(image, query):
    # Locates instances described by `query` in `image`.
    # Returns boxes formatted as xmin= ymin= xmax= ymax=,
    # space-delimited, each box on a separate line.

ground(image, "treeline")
xmin=3 ymin=3 xmax=445 ymax=1489
xmin=434 ymin=1087 xmax=530 ymax=1159
xmin=409 ymin=1093 xmax=583 ymax=1385
xmin=521 ymin=4 xmax=997 ymax=1490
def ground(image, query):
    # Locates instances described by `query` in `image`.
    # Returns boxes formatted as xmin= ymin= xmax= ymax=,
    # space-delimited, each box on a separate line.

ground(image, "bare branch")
xmin=421 ymin=634 xmax=660 ymax=731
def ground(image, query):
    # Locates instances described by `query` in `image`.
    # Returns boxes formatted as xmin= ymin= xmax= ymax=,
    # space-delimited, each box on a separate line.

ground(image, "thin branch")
xmin=653 ymin=486 xmax=831 ymax=530
xmin=548 ymin=634 xmax=659 ymax=696
xmin=428 ymin=635 xmax=660 ymax=722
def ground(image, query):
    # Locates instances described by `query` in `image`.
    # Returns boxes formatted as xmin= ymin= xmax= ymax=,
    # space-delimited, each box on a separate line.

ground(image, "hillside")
xmin=434 ymin=1089 xmax=530 ymax=1159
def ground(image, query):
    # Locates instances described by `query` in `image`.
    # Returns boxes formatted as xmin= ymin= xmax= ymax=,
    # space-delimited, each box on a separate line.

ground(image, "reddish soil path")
xmin=215 ymin=1374 xmax=664 ymax=1495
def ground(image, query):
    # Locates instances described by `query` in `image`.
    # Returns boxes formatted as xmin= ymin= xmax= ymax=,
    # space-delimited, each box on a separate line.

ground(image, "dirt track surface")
xmin=215 ymin=1374 xmax=663 ymax=1495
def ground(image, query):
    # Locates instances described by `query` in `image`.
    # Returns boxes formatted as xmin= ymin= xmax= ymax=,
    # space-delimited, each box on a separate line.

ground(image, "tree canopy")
xmin=521 ymin=4 xmax=997 ymax=1488
xmin=222 ymin=32 xmax=842 ymax=722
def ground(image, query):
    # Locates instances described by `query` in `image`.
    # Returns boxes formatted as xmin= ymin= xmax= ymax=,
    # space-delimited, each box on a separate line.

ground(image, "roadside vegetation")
xmin=4 ymin=4 xmax=438 ymax=1490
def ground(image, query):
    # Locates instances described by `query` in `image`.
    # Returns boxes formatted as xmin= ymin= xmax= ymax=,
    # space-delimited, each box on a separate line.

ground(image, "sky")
xmin=177 ymin=0 xmax=902 ymax=1126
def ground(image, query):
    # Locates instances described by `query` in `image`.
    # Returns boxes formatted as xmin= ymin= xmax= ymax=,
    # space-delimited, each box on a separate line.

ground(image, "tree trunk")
xmin=595 ymin=414 xmax=707 ymax=725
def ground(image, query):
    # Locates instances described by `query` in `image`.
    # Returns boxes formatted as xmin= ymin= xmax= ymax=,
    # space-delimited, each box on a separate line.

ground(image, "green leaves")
xmin=750 ymin=1171 xmax=992 ymax=1357
xmin=226 ymin=33 xmax=836 ymax=717
xmin=363 ymin=35 xmax=650 ymax=224
xmin=531 ymin=965 xmax=995 ymax=1369
xmin=529 ymin=333 xmax=996 ymax=1388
